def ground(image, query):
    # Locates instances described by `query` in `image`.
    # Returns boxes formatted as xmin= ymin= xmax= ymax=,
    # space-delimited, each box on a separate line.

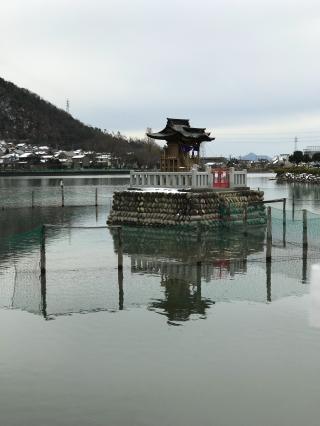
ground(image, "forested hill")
xmin=0 ymin=77 xmax=160 ymax=166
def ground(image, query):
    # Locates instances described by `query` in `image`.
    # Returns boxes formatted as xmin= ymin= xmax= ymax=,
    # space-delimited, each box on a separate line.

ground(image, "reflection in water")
xmin=279 ymin=182 xmax=320 ymax=213
xmin=150 ymin=275 xmax=214 ymax=325
xmin=113 ymin=226 xmax=266 ymax=324
xmin=0 ymin=211 xmax=315 ymax=324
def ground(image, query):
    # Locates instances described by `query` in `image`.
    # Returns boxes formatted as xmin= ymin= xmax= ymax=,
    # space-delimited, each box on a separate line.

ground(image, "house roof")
xmin=19 ymin=152 xmax=36 ymax=158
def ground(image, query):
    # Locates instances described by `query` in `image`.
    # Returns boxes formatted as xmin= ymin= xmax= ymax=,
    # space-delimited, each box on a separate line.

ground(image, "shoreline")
xmin=0 ymin=169 xmax=275 ymax=177
xmin=0 ymin=169 xmax=130 ymax=177
xmin=277 ymin=172 xmax=320 ymax=184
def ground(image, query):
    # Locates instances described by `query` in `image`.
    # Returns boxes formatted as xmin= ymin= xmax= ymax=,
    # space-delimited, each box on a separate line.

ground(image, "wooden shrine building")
xmin=147 ymin=118 xmax=214 ymax=172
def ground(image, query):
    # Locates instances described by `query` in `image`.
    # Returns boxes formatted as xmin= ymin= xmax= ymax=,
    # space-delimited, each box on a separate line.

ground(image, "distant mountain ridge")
xmin=240 ymin=152 xmax=272 ymax=161
xmin=0 ymin=77 xmax=161 ymax=166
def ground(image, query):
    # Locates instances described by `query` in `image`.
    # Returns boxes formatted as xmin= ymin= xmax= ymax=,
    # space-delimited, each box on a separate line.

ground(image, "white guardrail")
xmin=130 ymin=167 xmax=247 ymax=190
xmin=229 ymin=168 xmax=247 ymax=188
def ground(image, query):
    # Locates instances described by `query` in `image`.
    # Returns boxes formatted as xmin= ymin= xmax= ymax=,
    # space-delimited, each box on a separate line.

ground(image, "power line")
xmin=215 ymin=134 xmax=320 ymax=139
xmin=214 ymin=129 xmax=320 ymax=136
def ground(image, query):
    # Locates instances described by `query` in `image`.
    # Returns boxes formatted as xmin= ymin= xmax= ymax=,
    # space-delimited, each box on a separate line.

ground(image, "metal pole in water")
xmin=302 ymin=209 xmax=308 ymax=283
xmin=117 ymin=226 xmax=124 ymax=308
xmin=283 ymin=198 xmax=286 ymax=224
xmin=118 ymin=265 xmax=124 ymax=310
xmin=196 ymin=260 xmax=202 ymax=303
xmin=196 ymin=261 xmax=202 ymax=287
xmin=39 ymin=225 xmax=47 ymax=318
xmin=40 ymin=225 xmax=46 ymax=274
xmin=266 ymin=206 xmax=272 ymax=262
xmin=117 ymin=227 xmax=123 ymax=270
xmin=266 ymin=260 xmax=272 ymax=302
xmin=95 ymin=187 xmax=98 ymax=207
xmin=303 ymin=209 xmax=308 ymax=249
xmin=60 ymin=179 xmax=64 ymax=207
xmin=283 ymin=198 xmax=286 ymax=247
xmin=302 ymin=253 xmax=308 ymax=284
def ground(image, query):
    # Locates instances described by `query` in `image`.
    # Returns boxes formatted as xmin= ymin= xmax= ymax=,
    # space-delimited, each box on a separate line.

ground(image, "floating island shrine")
xmin=107 ymin=118 xmax=265 ymax=229
xmin=147 ymin=118 xmax=214 ymax=172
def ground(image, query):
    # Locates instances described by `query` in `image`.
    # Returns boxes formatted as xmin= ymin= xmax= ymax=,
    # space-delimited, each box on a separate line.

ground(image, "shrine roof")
xmin=147 ymin=118 xmax=214 ymax=143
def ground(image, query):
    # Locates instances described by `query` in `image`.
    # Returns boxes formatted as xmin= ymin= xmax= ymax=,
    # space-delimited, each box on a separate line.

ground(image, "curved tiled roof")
xmin=147 ymin=118 xmax=214 ymax=143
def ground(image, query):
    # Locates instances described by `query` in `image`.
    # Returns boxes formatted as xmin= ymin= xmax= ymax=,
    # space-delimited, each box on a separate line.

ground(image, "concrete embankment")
xmin=107 ymin=189 xmax=265 ymax=228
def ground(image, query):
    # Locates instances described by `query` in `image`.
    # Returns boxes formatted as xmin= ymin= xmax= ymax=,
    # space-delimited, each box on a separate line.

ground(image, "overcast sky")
xmin=1 ymin=0 xmax=320 ymax=156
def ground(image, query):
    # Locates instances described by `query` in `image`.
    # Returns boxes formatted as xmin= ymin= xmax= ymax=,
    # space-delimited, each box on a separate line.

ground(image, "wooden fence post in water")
xmin=95 ymin=187 xmax=98 ymax=207
xmin=117 ymin=227 xmax=123 ymax=270
xmin=266 ymin=207 xmax=272 ymax=262
xmin=40 ymin=225 xmax=46 ymax=274
xmin=60 ymin=179 xmax=64 ymax=207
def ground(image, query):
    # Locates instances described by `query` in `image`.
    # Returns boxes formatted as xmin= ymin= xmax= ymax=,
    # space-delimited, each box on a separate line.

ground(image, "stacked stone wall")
xmin=217 ymin=191 xmax=266 ymax=227
xmin=107 ymin=190 xmax=265 ymax=228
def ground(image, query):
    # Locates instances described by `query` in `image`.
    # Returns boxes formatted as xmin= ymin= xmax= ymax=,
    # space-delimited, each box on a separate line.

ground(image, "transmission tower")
xmin=66 ymin=99 xmax=70 ymax=114
xmin=294 ymin=136 xmax=298 ymax=151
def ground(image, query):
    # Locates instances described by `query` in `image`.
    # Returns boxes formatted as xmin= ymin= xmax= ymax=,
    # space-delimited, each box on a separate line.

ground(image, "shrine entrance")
xmin=212 ymin=167 xmax=230 ymax=188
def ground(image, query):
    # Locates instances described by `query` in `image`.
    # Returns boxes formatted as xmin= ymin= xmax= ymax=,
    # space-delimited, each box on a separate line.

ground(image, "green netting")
xmin=0 ymin=226 xmax=120 ymax=318
xmin=0 ymin=226 xmax=43 ymax=314
xmin=0 ymin=186 xmax=119 ymax=209
xmin=1 ymin=218 xmax=320 ymax=322
xmin=0 ymin=225 xmax=42 ymax=244
xmin=0 ymin=226 xmax=42 ymax=270
xmin=271 ymin=206 xmax=320 ymax=249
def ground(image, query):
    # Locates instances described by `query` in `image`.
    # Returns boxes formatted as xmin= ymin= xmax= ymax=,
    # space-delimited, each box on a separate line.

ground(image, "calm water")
xmin=1 ymin=174 xmax=320 ymax=426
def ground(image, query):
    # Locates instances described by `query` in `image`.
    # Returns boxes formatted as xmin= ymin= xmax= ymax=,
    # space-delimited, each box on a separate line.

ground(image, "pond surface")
xmin=1 ymin=174 xmax=320 ymax=426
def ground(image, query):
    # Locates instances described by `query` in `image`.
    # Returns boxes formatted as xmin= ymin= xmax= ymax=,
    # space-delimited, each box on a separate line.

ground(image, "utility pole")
xmin=294 ymin=136 xmax=298 ymax=152
xmin=146 ymin=127 xmax=152 ymax=143
xmin=200 ymin=141 xmax=206 ymax=161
